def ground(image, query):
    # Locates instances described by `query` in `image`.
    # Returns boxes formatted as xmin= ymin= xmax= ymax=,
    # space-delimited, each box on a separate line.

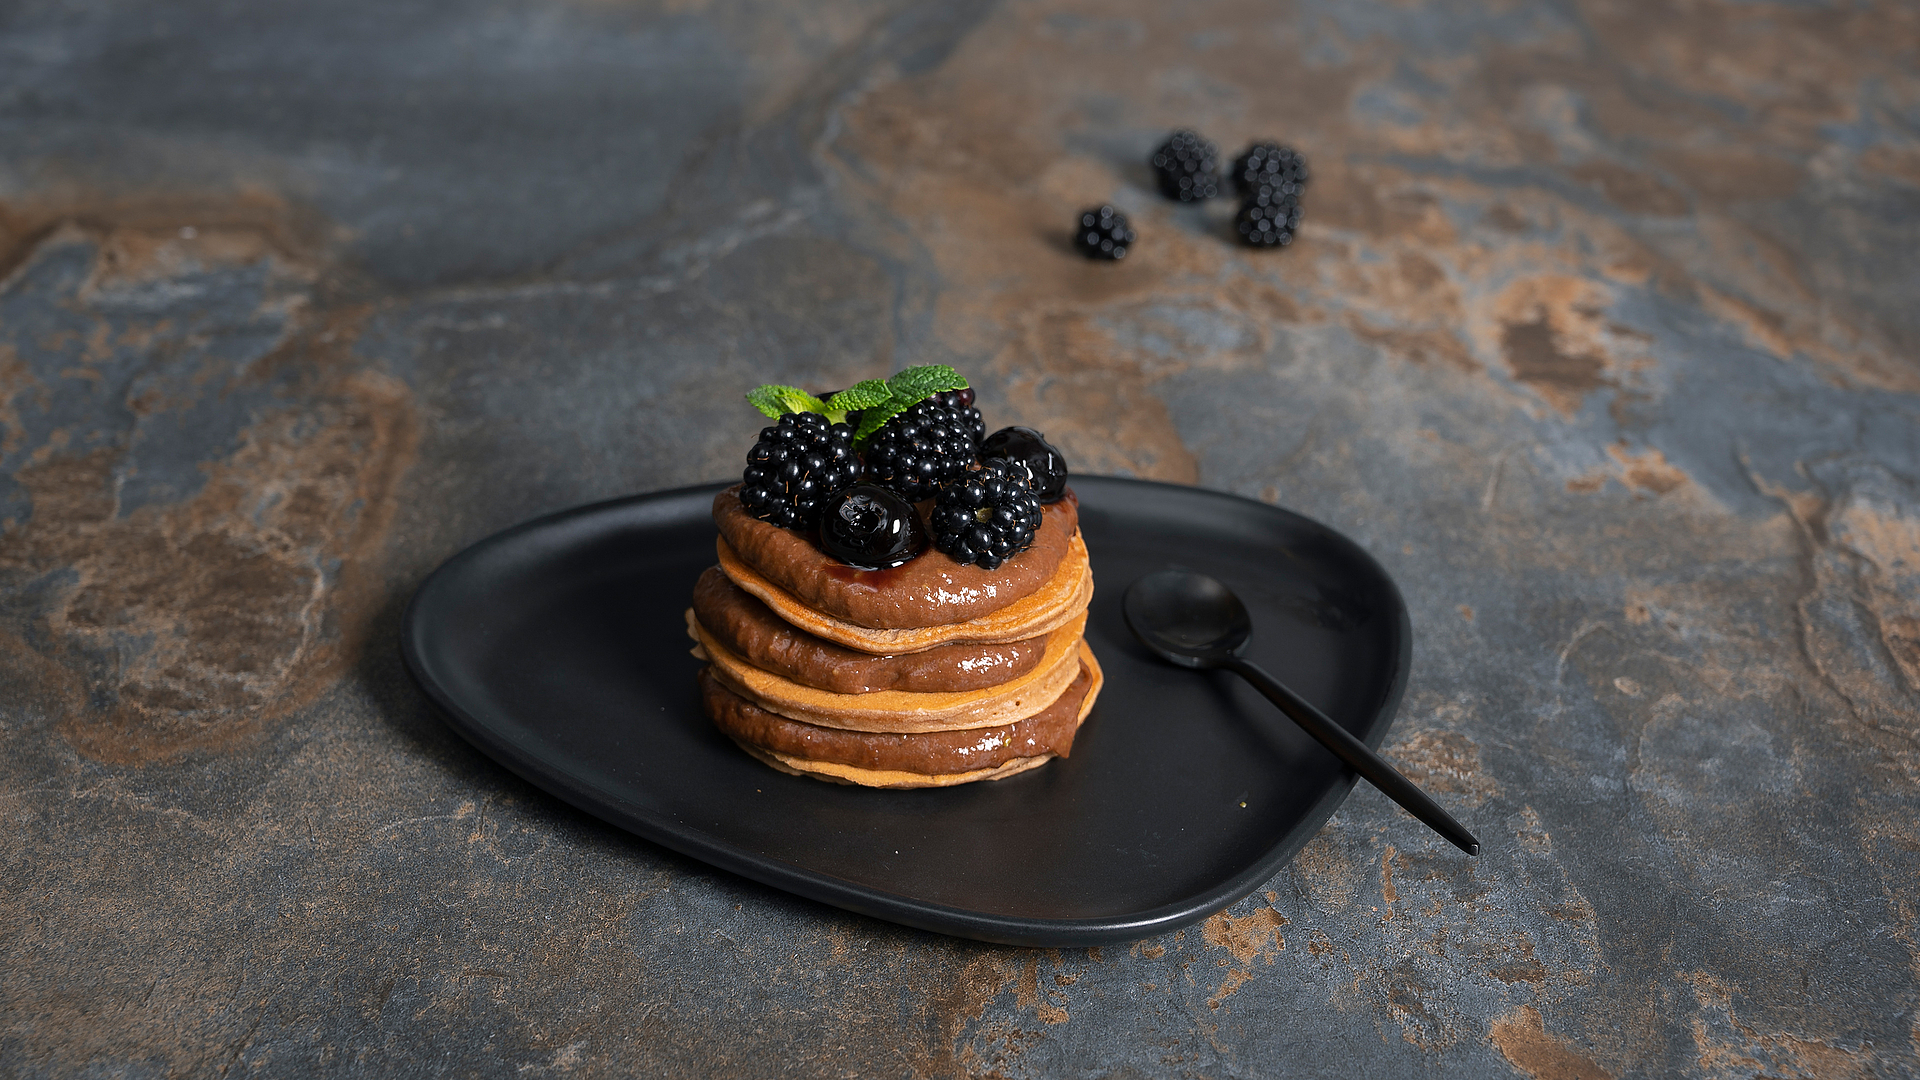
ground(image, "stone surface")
xmin=4 ymin=0 xmax=1919 ymax=1076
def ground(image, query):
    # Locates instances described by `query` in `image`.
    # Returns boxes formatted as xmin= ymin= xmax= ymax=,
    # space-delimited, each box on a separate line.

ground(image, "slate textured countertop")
xmin=4 ymin=1 xmax=1918 ymax=1076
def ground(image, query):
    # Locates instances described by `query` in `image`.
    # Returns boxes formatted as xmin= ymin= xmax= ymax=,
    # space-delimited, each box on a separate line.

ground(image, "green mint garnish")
xmin=745 ymin=384 xmax=827 ymax=420
xmin=852 ymin=365 xmax=969 ymax=445
xmin=746 ymin=366 xmax=969 ymax=439
xmin=824 ymin=379 xmax=892 ymax=415
xmin=884 ymin=364 xmax=968 ymax=403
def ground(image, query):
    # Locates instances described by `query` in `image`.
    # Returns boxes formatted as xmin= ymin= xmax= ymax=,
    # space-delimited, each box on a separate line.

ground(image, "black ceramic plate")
xmin=401 ymin=477 xmax=1411 ymax=947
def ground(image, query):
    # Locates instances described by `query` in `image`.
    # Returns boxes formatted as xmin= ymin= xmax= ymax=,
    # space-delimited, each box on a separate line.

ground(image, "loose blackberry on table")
xmin=738 ymin=412 xmax=860 ymax=529
xmin=862 ymin=398 xmax=983 ymax=502
xmin=1235 ymin=197 xmax=1301 ymax=248
xmin=818 ymin=484 xmax=926 ymax=570
xmin=1073 ymin=206 xmax=1134 ymax=261
xmin=980 ymin=426 xmax=1069 ymax=504
xmin=929 ymin=459 xmax=1044 ymax=570
xmin=1150 ymin=130 xmax=1220 ymax=202
xmin=1229 ymin=142 xmax=1309 ymax=198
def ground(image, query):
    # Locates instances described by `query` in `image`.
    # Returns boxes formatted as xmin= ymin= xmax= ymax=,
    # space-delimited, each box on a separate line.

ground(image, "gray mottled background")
xmin=3 ymin=0 xmax=1919 ymax=1076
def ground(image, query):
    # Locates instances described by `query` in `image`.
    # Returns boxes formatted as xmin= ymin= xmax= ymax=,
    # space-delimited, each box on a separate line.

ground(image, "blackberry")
xmin=862 ymin=399 xmax=983 ymax=502
xmin=739 ymin=412 xmax=860 ymax=529
xmin=1229 ymin=142 xmax=1309 ymax=199
xmin=1235 ymin=197 xmax=1302 ymax=247
xmin=819 ymin=484 xmax=927 ymax=570
xmin=1074 ymin=206 xmax=1135 ymax=261
xmin=929 ymin=387 xmax=985 ymax=441
xmin=980 ymin=426 xmax=1069 ymax=504
xmin=1150 ymin=130 xmax=1220 ymax=202
xmin=930 ymin=460 xmax=1043 ymax=570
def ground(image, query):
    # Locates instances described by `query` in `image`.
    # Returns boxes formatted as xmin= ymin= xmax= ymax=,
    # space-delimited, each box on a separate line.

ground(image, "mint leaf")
xmin=825 ymin=380 xmax=892 ymax=414
xmin=885 ymin=364 xmax=967 ymax=403
xmin=745 ymin=384 xmax=826 ymax=419
xmin=848 ymin=365 xmax=972 ymax=446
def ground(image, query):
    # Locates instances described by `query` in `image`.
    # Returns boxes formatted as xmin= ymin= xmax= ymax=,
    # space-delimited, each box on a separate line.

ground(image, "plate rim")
xmin=400 ymin=476 xmax=1413 ymax=947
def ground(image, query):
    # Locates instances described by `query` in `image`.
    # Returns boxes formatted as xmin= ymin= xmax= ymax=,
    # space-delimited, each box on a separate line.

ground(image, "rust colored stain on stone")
xmin=1491 ymin=1005 xmax=1611 ymax=1080
xmin=1564 ymin=161 xmax=1690 ymax=217
xmin=1605 ymin=443 xmax=1688 ymax=495
xmin=1500 ymin=317 xmax=1608 ymax=417
xmin=1385 ymin=728 xmax=1501 ymax=808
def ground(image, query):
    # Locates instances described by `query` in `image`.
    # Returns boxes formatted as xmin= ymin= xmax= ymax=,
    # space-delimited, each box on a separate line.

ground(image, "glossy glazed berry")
xmin=1235 ymin=197 xmax=1301 ymax=247
xmin=1074 ymin=206 xmax=1135 ymax=261
xmin=818 ymin=484 xmax=927 ymax=570
xmin=929 ymin=459 xmax=1043 ymax=570
xmin=1150 ymin=130 xmax=1220 ymax=202
xmin=862 ymin=399 xmax=983 ymax=502
xmin=979 ymin=426 xmax=1069 ymax=504
xmin=1229 ymin=142 xmax=1309 ymax=199
xmin=739 ymin=412 xmax=860 ymax=529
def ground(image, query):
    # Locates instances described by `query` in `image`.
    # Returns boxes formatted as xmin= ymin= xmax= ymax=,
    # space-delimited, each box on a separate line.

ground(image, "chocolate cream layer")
xmin=699 ymin=660 xmax=1094 ymax=775
xmin=691 ymin=567 xmax=1046 ymax=694
xmin=711 ymin=486 xmax=1079 ymax=629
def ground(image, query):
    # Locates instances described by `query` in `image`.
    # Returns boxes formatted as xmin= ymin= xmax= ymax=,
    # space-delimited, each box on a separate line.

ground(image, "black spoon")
xmin=1123 ymin=569 xmax=1480 ymax=857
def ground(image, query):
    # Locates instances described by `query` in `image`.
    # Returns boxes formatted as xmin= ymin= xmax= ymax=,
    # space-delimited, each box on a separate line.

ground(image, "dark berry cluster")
xmin=862 ymin=399 xmax=982 ymax=502
xmin=740 ymin=413 xmax=860 ymax=528
xmin=929 ymin=459 xmax=1043 ymax=570
xmin=1151 ymin=130 xmax=1221 ymax=203
xmin=1073 ymin=206 xmax=1134 ymax=261
xmin=736 ymin=369 xmax=1073 ymax=572
xmin=1236 ymin=198 xmax=1302 ymax=247
xmin=1230 ymin=142 xmax=1309 ymax=199
xmin=928 ymin=387 xmax=985 ymax=442
xmin=1231 ymin=142 xmax=1308 ymax=248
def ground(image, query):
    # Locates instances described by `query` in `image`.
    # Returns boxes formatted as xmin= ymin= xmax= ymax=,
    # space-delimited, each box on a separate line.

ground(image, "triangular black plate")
xmin=401 ymin=477 xmax=1411 ymax=946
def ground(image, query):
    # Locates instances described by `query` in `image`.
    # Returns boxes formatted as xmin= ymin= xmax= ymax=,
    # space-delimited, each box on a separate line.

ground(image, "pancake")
xmin=718 ymin=529 xmax=1093 ymax=654
xmin=719 ymin=645 xmax=1105 ymax=789
xmin=699 ymin=652 xmax=1098 ymax=773
xmin=690 ymin=566 xmax=1047 ymax=694
xmin=713 ymin=487 xmax=1079 ymax=629
xmin=736 ymin=742 xmax=1055 ymax=789
xmin=692 ymin=610 xmax=1088 ymax=733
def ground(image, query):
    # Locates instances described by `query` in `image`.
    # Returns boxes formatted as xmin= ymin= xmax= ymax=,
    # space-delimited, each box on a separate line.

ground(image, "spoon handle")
xmin=1225 ymin=657 xmax=1480 ymax=857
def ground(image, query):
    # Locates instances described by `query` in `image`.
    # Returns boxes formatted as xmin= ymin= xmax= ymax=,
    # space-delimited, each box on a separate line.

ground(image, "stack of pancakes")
xmin=689 ymin=486 xmax=1100 ymax=788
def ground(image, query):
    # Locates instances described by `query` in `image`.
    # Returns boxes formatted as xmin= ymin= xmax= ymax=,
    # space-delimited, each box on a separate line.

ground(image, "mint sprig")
xmin=745 ymin=384 xmax=827 ymax=420
xmin=744 ymin=365 xmax=969 ymax=439
xmin=824 ymin=379 xmax=891 ymax=415
xmin=851 ymin=365 xmax=968 ymax=444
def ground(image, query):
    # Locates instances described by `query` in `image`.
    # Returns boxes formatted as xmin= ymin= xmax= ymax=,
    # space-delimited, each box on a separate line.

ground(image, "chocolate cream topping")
xmin=712 ymin=486 xmax=1079 ymax=629
xmin=699 ymin=661 xmax=1094 ymax=775
xmin=691 ymin=567 xmax=1047 ymax=694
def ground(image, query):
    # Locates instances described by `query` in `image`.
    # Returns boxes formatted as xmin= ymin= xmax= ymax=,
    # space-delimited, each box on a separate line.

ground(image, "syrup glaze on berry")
xmin=818 ymin=484 xmax=926 ymax=570
xmin=980 ymin=426 xmax=1069 ymax=504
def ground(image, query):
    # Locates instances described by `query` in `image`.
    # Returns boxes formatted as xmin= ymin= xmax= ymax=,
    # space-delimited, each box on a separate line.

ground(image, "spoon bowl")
xmin=1121 ymin=568 xmax=1252 ymax=668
